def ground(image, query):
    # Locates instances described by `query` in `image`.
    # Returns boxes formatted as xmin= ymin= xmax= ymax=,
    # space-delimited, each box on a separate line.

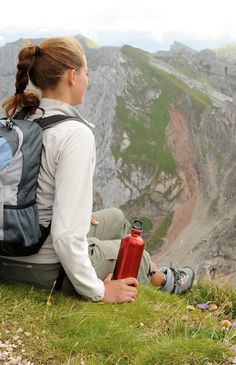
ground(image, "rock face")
xmin=168 ymin=41 xmax=236 ymax=97
xmin=157 ymin=97 xmax=236 ymax=287
xmin=80 ymin=47 xmax=129 ymax=208
xmin=151 ymin=44 xmax=236 ymax=286
xmin=0 ymin=36 xmax=236 ymax=286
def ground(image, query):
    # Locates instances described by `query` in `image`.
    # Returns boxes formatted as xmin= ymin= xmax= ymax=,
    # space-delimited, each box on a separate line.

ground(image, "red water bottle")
xmin=113 ymin=220 xmax=145 ymax=280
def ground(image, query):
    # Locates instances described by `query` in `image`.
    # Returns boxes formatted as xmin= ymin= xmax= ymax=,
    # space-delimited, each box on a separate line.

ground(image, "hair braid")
xmin=3 ymin=44 xmax=40 ymax=117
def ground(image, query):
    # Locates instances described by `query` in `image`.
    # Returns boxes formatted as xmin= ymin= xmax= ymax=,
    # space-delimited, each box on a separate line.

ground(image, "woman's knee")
xmin=92 ymin=208 xmax=130 ymax=239
xmin=95 ymin=208 xmax=126 ymax=223
xmin=110 ymin=208 xmax=126 ymax=223
xmin=110 ymin=208 xmax=130 ymax=237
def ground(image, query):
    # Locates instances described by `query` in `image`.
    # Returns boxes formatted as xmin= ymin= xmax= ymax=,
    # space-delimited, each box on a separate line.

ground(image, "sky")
xmin=0 ymin=0 xmax=236 ymax=52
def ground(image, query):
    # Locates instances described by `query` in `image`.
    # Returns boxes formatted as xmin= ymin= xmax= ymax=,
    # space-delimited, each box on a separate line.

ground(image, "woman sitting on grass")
xmin=0 ymin=36 xmax=195 ymax=302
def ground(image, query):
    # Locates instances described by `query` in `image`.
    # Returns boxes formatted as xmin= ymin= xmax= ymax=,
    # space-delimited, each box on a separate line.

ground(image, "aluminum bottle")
xmin=113 ymin=220 xmax=145 ymax=280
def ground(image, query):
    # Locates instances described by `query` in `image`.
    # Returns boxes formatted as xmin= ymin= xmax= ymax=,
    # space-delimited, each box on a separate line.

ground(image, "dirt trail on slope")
xmin=160 ymin=107 xmax=201 ymax=251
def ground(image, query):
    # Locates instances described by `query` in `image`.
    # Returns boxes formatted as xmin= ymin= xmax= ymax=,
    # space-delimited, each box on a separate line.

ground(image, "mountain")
xmin=0 ymin=36 xmax=236 ymax=287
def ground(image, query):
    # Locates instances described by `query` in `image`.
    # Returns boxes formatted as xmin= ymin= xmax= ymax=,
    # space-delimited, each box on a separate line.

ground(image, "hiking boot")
xmin=159 ymin=266 xmax=195 ymax=294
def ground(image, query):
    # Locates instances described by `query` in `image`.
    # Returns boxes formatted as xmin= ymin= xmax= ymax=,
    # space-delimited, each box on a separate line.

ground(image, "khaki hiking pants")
xmin=0 ymin=208 xmax=151 ymax=296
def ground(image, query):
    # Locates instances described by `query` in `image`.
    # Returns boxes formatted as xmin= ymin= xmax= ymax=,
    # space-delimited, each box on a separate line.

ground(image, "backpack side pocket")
xmin=1 ymin=201 xmax=42 ymax=256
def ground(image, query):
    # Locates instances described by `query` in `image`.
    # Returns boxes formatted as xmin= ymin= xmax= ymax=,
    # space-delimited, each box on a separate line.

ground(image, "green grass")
xmin=112 ymin=96 xmax=176 ymax=175
xmin=0 ymin=281 xmax=235 ymax=364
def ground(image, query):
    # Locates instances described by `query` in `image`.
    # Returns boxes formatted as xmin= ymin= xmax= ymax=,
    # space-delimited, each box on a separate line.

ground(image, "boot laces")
xmin=170 ymin=267 xmax=185 ymax=282
xmin=169 ymin=264 xmax=187 ymax=293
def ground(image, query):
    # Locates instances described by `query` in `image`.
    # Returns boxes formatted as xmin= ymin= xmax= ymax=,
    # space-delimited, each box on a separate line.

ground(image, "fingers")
xmin=119 ymin=280 xmax=138 ymax=301
xmin=104 ymin=275 xmax=138 ymax=287
xmin=91 ymin=216 xmax=99 ymax=225
xmin=122 ymin=277 xmax=139 ymax=288
xmin=115 ymin=286 xmax=137 ymax=303
xmin=102 ymin=276 xmax=138 ymax=303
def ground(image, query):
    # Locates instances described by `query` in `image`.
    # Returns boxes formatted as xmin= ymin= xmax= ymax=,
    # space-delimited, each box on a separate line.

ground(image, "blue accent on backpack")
xmin=0 ymin=110 xmax=87 ymax=256
xmin=0 ymin=138 xmax=13 ymax=172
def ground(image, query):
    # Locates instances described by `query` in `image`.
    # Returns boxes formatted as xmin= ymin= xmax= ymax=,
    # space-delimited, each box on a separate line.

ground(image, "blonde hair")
xmin=3 ymin=37 xmax=85 ymax=117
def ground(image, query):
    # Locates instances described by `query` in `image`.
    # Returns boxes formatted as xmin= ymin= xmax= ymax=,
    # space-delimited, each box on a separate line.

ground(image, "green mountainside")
xmin=113 ymin=45 xmax=211 ymax=173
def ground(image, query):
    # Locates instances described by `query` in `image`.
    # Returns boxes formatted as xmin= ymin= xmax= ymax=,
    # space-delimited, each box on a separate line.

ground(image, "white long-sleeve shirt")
xmin=8 ymin=98 xmax=105 ymax=301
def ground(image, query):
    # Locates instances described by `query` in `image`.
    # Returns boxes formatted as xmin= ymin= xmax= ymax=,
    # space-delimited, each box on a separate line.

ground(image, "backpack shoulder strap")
xmin=35 ymin=114 xmax=89 ymax=130
xmin=14 ymin=107 xmax=46 ymax=121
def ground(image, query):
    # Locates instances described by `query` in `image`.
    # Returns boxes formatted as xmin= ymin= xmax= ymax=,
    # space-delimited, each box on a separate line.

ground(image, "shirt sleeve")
xmin=50 ymin=123 xmax=105 ymax=301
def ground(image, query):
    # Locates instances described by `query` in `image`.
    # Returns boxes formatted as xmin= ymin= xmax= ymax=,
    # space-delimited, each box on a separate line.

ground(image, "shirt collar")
xmin=38 ymin=98 xmax=95 ymax=129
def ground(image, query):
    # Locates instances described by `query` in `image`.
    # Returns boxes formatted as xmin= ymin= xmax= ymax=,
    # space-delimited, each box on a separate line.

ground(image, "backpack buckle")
xmin=6 ymin=119 xmax=14 ymax=130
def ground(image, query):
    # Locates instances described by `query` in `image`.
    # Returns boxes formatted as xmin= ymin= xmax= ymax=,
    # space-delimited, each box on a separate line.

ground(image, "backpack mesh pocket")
xmin=1 ymin=202 xmax=42 ymax=256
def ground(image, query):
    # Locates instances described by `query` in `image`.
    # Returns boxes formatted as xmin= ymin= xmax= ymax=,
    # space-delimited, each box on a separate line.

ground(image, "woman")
xmin=0 ymin=37 xmax=194 ymax=302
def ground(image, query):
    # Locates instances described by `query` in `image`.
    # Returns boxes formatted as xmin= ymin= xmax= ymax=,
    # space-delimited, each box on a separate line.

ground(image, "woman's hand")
xmin=101 ymin=273 xmax=138 ymax=303
xmin=91 ymin=216 xmax=99 ymax=226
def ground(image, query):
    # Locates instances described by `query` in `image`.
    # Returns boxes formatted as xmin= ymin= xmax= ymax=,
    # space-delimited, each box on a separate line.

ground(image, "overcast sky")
xmin=1 ymin=0 xmax=236 ymax=52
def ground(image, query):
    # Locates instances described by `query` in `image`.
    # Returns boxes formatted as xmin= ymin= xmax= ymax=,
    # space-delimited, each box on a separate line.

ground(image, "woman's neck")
xmin=41 ymin=89 xmax=71 ymax=104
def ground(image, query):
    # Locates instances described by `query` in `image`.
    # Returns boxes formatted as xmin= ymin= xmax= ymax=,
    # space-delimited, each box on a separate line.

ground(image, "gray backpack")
xmin=0 ymin=109 xmax=84 ymax=256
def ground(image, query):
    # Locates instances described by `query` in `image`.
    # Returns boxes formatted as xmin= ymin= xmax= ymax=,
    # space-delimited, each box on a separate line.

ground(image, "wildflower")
xmin=197 ymin=303 xmax=209 ymax=310
xmin=209 ymin=304 xmax=218 ymax=312
xmin=231 ymin=322 xmax=236 ymax=328
xmin=186 ymin=305 xmax=195 ymax=311
xmin=221 ymin=320 xmax=231 ymax=329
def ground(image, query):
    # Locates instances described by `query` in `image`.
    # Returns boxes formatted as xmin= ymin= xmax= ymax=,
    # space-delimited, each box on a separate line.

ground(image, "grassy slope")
xmin=0 ymin=281 xmax=235 ymax=365
xmin=112 ymin=45 xmax=211 ymax=175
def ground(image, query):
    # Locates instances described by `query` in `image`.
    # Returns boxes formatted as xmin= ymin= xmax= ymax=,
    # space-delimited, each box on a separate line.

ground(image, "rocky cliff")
xmin=0 ymin=36 xmax=235 ymax=286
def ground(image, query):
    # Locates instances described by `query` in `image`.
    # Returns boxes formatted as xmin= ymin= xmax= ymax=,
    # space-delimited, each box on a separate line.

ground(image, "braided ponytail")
xmin=3 ymin=43 xmax=40 ymax=117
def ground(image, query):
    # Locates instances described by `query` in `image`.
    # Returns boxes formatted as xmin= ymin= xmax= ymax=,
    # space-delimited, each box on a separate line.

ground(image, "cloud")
xmin=0 ymin=0 xmax=236 ymax=51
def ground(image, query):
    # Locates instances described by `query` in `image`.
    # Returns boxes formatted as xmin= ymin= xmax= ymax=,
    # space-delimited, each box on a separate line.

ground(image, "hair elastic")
xmin=15 ymin=88 xmax=24 ymax=95
xmin=34 ymin=46 xmax=41 ymax=57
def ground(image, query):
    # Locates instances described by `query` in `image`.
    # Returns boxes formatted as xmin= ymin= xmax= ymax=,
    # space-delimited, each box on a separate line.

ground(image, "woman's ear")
xmin=66 ymin=69 xmax=76 ymax=86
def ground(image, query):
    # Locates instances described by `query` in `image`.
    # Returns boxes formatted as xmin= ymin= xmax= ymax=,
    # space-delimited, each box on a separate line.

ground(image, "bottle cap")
xmin=131 ymin=220 xmax=143 ymax=231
